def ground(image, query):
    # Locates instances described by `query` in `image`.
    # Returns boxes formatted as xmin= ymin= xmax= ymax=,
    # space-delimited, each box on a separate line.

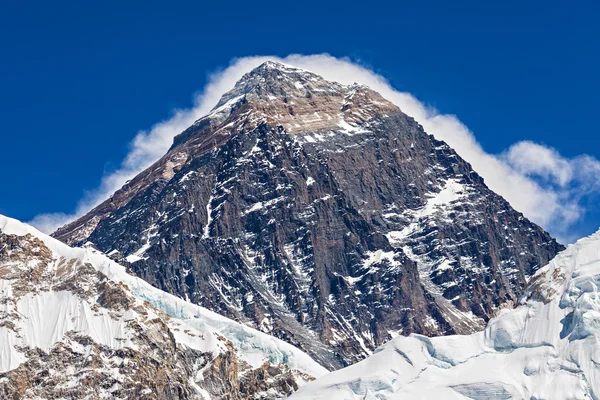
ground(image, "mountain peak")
xmin=213 ymin=60 xmax=344 ymax=110
xmin=199 ymin=61 xmax=400 ymax=139
xmin=246 ymin=60 xmax=321 ymax=80
xmin=253 ymin=60 xmax=307 ymax=73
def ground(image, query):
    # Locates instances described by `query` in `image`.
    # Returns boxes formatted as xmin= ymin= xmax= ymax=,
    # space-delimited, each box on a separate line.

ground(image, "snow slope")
xmin=0 ymin=214 xmax=327 ymax=397
xmin=291 ymin=231 xmax=600 ymax=399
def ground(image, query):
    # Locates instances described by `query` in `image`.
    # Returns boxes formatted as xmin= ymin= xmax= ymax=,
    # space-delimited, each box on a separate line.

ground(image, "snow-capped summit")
xmin=291 ymin=232 xmax=600 ymax=399
xmin=0 ymin=214 xmax=326 ymax=399
xmin=52 ymin=62 xmax=563 ymax=368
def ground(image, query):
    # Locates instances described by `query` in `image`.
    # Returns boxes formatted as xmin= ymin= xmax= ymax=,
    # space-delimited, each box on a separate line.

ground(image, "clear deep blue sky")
xmin=1 ymin=1 xmax=599 ymax=238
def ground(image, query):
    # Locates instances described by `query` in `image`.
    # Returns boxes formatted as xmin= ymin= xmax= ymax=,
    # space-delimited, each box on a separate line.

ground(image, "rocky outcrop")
xmin=53 ymin=61 xmax=563 ymax=368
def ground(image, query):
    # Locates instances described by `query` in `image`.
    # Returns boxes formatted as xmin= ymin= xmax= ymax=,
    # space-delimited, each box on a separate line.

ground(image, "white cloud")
xmin=29 ymin=54 xmax=600 ymax=243
xmin=502 ymin=141 xmax=600 ymax=240
xmin=503 ymin=141 xmax=573 ymax=186
xmin=504 ymin=141 xmax=600 ymax=193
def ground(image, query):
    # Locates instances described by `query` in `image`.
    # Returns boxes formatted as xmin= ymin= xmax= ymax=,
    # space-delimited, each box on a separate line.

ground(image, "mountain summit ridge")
xmin=52 ymin=61 xmax=563 ymax=368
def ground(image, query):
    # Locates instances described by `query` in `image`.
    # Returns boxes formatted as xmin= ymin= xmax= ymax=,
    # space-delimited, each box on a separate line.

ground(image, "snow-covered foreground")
xmin=0 ymin=214 xmax=327 ymax=398
xmin=292 ymin=231 xmax=600 ymax=399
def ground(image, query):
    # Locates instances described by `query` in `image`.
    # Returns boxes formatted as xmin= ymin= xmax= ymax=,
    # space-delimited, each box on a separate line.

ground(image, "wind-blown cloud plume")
xmin=30 ymin=54 xmax=600 ymax=242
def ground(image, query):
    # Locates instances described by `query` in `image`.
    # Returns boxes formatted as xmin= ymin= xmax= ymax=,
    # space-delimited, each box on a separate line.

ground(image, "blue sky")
xmin=1 ymin=0 xmax=599 ymax=242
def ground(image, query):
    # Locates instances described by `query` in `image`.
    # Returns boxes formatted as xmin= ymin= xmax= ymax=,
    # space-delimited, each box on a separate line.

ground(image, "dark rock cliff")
xmin=53 ymin=61 xmax=563 ymax=368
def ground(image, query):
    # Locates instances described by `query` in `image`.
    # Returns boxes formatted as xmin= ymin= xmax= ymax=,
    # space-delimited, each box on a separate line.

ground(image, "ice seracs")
xmin=291 ymin=231 xmax=600 ymax=399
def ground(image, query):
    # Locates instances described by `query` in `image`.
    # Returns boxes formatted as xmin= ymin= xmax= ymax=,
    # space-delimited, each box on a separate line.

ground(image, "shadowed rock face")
xmin=53 ymin=61 xmax=563 ymax=368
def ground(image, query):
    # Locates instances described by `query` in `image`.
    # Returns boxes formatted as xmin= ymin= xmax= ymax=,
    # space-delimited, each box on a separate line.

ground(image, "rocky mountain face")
xmin=0 ymin=215 xmax=326 ymax=399
xmin=53 ymin=61 xmax=563 ymax=368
